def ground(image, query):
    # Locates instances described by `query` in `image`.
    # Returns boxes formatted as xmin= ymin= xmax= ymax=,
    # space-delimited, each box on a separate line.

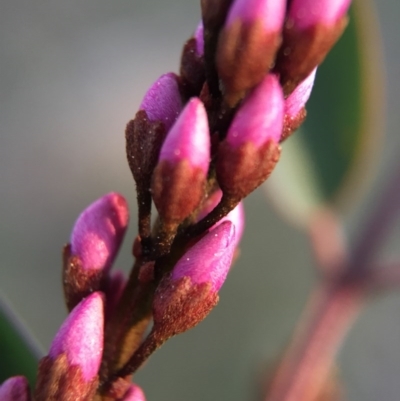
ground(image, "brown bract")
xmin=62 ymin=245 xmax=105 ymax=312
xmin=153 ymin=276 xmax=219 ymax=338
xmin=151 ymin=159 xmax=207 ymax=224
xmin=276 ymin=17 xmax=348 ymax=96
xmin=217 ymin=19 xmax=281 ymax=106
xmin=34 ymin=355 xmax=98 ymax=401
xmin=216 ymin=139 xmax=281 ymax=200
xmin=281 ymin=108 xmax=307 ymax=142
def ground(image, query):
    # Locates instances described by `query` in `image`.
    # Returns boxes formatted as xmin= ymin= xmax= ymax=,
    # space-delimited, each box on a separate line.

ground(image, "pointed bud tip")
xmin=159 ymin=97 xmax=210 ymax=173
xmin=49 ymin=292 xmax=104 ymax=382
xmin=226 ymin=0 xmax=286 ymax=32
xmin=71 ymin=192 xmax=129 ymax=272
xmin=139 ymin=73 xmax=183 ymax=131
xmin=194 ymin=21 xmax=204 ymax=56
xmin=0 ymin=376 xmax=30 ymax=401
xmin=172 ymin=221 xmax=236 ymax=292
xmin=285 ymin=68 xmax=316 ymax=118
xmin=226 ymin=74 xmax=284 ymax=148
xmin=288 ymin=0 xmax=351 ymax=30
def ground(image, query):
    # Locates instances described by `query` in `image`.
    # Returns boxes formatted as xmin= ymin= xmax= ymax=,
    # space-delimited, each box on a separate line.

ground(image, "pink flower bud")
xmin=226 ymin=0 xmax=286 ymax=33
xmin=159 ymin=97 xmax=210 ymax=173
xmin=198 ymin=189 xmax=245 ymax=247
xmin=288 ymin=0 xmax=352 ymax=30
xmin=139 ymin=73 xmax=183 ymax=132
xmin=70 ymin=193 xmax=129 ymax=272
xmin=0 ymin=376 xmax=30 ymax=401
xmin=122 ymin=384 xmax=146 ymax=401
xmin=226 ymin=74 xmax=284 ymax=148
xmin=49 ymin=292 xmax=104 ymax=382
xmin=285 ymin=68 xmax=316 ymax=119
xmin=171 ymin=221 xmax=236 ymax=292
xmin=194 ymin=21 xmax=204 ymax=56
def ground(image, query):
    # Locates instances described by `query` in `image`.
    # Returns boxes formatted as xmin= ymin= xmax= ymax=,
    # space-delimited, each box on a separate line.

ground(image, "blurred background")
xmin=1 ymin=1 xmax=400 ymax=400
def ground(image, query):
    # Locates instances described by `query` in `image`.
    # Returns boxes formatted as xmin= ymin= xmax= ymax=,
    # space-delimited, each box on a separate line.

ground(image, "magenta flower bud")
xmin=70 ymin=193 xmax=129 ymax=272
xmin=227 ymin=74 xmax=284 ymax=147
xmin=159 ymin=97 xmax=210 ymax=174
xmin=288 ymin=0 xmax=352 ymax=30
xmin=171 ymin=221 xmax=236 ymax=292
xmin=139 ymin=73 xmax=183 ymax=132
xmin=0 ymin=376 xmax=30 ymax=401
xmin=285 ymin=68 xmax=316 ymax=119
xmin=122 ymin=384 xmax=146 ymax=401
xmin=226 ymin=0 xmax=285 ymax=33
xmin=194 ymin=21 xmax=204 ymax=56
xmin=217 ymin=0 xmax=286 ymax=105
xmin=49 ymin=292 xmax=104 ymax=382
xmin=197 ymin=189 xmax=245 ymax=247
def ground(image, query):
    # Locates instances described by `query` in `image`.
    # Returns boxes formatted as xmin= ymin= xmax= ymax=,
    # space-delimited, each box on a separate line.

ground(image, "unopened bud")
xmin=122 ymin=384 xmax=146 ymax=401
xmin=276 ymin=0 xmax=351 ymax=94
xmin=152 ymin=98 xmax=210 ymax=225
xmin=217 ymin=0 xmax=286 ymax=105
xmin=0 ymin=376 xmax=31 ymax=401
xmin=282 ymin=68 xmax=316 ymax=141
xmin=216 ymin=74 xmax=283 ymax=199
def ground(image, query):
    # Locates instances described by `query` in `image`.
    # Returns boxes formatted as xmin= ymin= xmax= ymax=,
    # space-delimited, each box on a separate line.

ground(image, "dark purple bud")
xmin=139 ymin=73 xmax=183 ymax=132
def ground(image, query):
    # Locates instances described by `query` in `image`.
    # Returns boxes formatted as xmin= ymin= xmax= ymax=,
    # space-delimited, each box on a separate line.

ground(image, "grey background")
xmin=1 ymin=1 xmax=400 ymax=400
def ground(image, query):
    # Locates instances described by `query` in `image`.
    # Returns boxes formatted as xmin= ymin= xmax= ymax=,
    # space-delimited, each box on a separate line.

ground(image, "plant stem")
xmin=265 ymin=279 xmax=364 ymax=401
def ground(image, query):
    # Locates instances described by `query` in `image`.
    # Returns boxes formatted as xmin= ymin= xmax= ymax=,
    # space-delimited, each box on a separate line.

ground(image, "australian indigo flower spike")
xmin=276 ymin=0 xmax=352 ymax=94
xmin=216 ymin=74 xmax=284 ymax=200
xmin=0 ymin=376 xmax=31 ymax=401
xmin=34 ymin=292 xmax=104 ymax=401
xmin=63 ymin=193 xmax=128 ymax=310
xmin=152 ymin=97 xmax=210 ymax=226
xmin=217 ymin=0 xmax=286 ymax=105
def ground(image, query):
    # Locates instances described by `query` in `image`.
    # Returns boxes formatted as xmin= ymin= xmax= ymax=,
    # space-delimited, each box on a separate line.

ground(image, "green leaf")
xmin=264 ymin=0 xmax=384 ymax=227
xmin=0 ymin=292 xmax=43 ymax=388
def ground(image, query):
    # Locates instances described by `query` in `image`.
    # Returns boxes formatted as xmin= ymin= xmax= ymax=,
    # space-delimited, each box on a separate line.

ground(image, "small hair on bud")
xmin=139 ymin=73 xmax=183 ymax=131
xmin=172 ymin=221 xmax=236 ymax=292
xmin=0 ymin=376 xmax=30 ymax=401
xmin=288 ymin=0 xmax=352 ymax=30
xmin=49 ymin=292 xmax=104 ymax=382
xmin=70 ymin=193 xmax=129 ymax=272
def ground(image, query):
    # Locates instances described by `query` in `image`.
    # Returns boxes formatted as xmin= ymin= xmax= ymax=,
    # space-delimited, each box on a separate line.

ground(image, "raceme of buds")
xmin=139 ymin=73 xmax=183 ymax=132
xmin=276 ymin=0 xmax=351 ymax=94
xmin=217 ymin=0 xmax=286 ymax=105
xmin=152 ymin=221 xmax=235 ymax=336
xmin=0 ymin=376 xmax=31 ymax=401
xmin=34 ymin=292 xmax=104 ymax=401
xmin=197 ymin=188 xmax=245 ymax=248
xmin=282 ymin=68 xmax=317 ymax=141
xmin=152 ymin=97 xmax=210 ymax=225
xmin=63 ymin=193 xmax=128 ymax=310
xmin=216 ymin=74 xmax=283 ymax=199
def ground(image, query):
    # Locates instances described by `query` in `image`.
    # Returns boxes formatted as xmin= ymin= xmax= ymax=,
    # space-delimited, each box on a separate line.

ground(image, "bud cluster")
xmin=5 ymin=0 xmax=352 ymax=399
